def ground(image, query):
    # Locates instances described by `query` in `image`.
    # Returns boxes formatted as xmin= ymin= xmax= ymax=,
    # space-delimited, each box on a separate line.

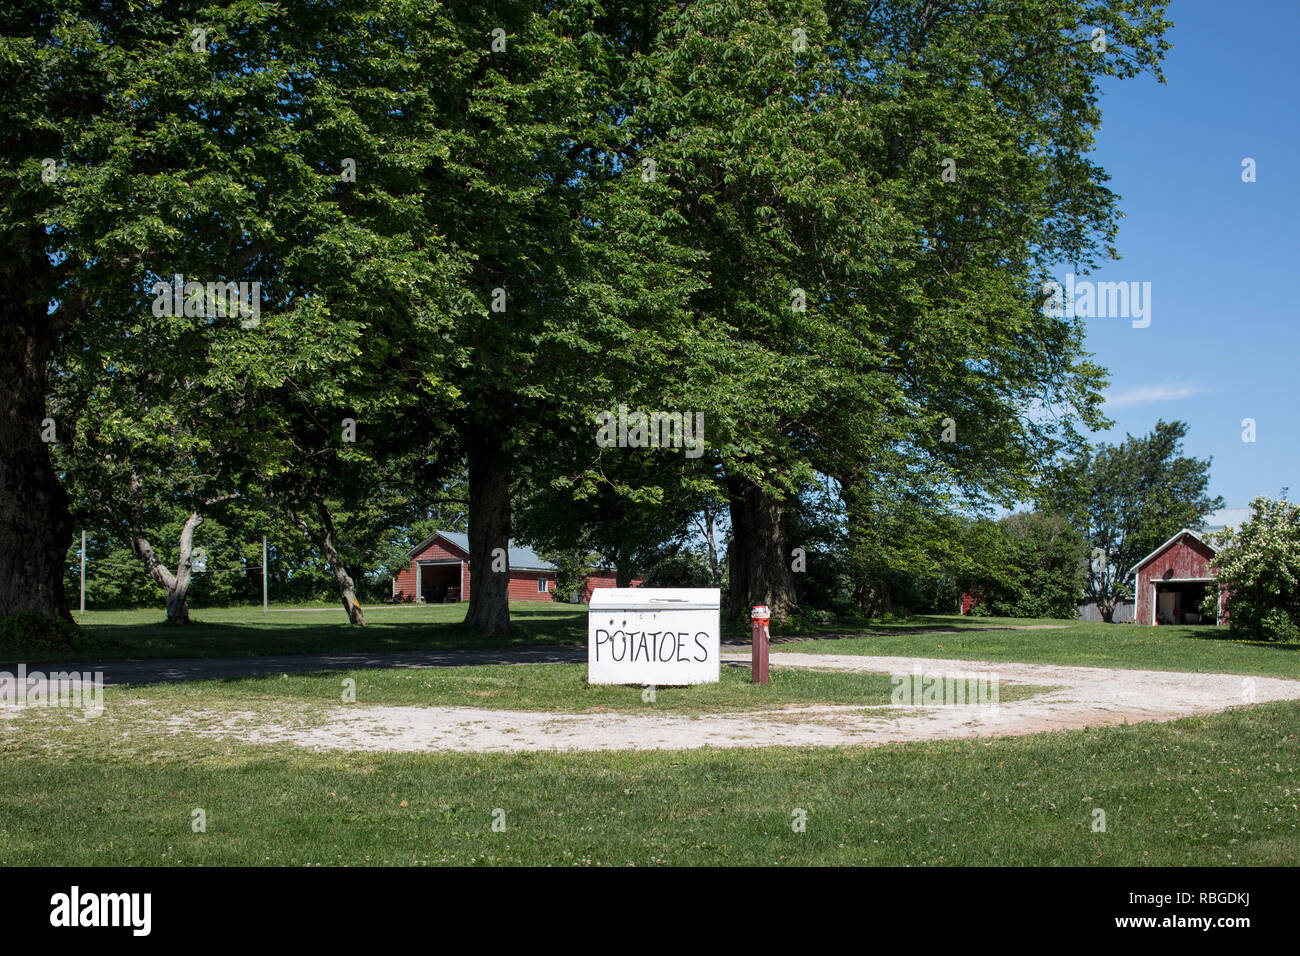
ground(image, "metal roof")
xmin=407 ymin=531 xmax=556 ymax=572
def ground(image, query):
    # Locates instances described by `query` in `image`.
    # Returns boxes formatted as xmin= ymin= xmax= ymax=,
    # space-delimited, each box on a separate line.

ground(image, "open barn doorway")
xmin=418 ymin=561 xmax=462 ymax=603
xmin=1153 ymin=579 xmax=1215 ymax=625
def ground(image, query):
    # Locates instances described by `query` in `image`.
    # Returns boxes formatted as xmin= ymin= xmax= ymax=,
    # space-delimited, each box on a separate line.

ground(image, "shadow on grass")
xmin=1174 ymin=628 xmax=1300 ymax=650
xmin=4 ymin=604 xmax=591 ymax=666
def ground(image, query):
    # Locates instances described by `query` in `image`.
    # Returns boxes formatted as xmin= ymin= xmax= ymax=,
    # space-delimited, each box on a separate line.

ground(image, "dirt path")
xmin=160 ymin=652 xmax=1300 ymax=754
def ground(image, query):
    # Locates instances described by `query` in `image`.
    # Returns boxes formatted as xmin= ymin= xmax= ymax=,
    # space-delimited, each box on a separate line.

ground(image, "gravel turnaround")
xmin=149 ymin=652 xmax=1300 ymax=753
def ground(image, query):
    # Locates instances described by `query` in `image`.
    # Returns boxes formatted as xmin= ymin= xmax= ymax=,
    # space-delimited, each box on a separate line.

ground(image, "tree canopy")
xmin=2 ymin=0 xmax=1175 ymax=636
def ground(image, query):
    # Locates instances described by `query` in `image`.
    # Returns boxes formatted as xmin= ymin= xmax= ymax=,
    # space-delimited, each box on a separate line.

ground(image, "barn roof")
xmin=407 ymin=531 xmax=556 ymax=572
xmin=1125 ymin=506 xmax=1252 ymax=579
xmin=1127 ymin=529 xmax=1212 ymax=578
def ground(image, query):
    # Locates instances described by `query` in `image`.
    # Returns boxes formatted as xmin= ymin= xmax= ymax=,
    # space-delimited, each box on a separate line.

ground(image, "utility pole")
xmin=262 ymin=535 xmax=269 ymax=614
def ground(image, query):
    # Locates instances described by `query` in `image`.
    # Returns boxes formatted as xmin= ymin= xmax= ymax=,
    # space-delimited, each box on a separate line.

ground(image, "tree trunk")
xmin=854 ymin=579 xmax=892 ymax=618
xmin=698 ymin=504 xmax=722 ymax=588
xmin=615 ymin=555 xmax=635 ymax=589
xmin=464 ymin=436 xmax=512 ymax=637
xmin=168 ymin=512 xmax=200 ymax=624
xmin=724 ymin=476 xmax=798 ymax=624
xmin=285 ymin=503 xmax=367 ymax=626
xmin=0 ymin=289 xmax=73 ymax=622
xmin=1088 ymin=562 xmax=1116 ymax=623
xmin=131 ymin=510 xmax=202 ymax=624
xmin=320 ymin=531 xmax=366 ymax=626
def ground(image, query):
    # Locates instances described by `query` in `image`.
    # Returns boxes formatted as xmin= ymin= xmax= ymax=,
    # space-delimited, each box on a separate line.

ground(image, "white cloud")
xmin=1103 ymin=382 xmax=1208 ymax=410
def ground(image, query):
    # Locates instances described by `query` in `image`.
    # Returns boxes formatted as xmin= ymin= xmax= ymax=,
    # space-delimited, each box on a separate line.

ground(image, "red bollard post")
xmin=751 ymin=605 xmax=770 ymax=685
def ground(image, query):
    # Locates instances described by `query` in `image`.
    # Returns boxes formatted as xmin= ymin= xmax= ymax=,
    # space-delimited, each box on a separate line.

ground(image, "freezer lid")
xmin=588 ymin=587 xmax=720 ymax=611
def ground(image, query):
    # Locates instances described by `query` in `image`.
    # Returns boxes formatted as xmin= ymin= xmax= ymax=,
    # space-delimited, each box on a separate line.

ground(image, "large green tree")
xmin=612 ymin=0 xmax=1167 ymax=622
xmin=7 ymin=0 xmax=1174 ymax=640
xmin=406 ymin=1 xmax=692 ymax=637
xmin=13 ymin=1 xmax=471 ymax=626
xmin=2 ymin=0 xmax=421 ymax=621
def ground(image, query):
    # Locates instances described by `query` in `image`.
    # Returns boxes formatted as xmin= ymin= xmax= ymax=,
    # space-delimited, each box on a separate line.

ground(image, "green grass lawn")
xmin=28 ymin=602 xmax=587 ymax=663
xmin=47 ymin=601 xmax=928 ymax=662
xmin=790 ymin=620 xmax=1300 ymax=679
xmin=112 ymin=662 xmax=1047 ymax=714
xmin=3 ymin=606 xmax=1295 ymax=866
xmin=2 ymin=692 xmax=1295 ymax=865
xmin=23 ymin=605 xmax=1297 ymax=682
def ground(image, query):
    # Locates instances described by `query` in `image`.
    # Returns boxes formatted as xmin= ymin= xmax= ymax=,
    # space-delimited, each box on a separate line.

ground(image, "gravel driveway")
xmin=156 ymin=652 xmax=1300 ymax=753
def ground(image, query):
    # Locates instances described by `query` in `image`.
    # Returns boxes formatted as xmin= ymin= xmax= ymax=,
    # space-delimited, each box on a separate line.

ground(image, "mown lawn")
xmin=51 ymin=603 xmax=1001 ymax=662
xmin=11 ymin=603 xmax=1013 ymax=664
xmin=790 ymin=620 xmax=1300 ymax=679
xmin=16 ymin=602 xmax=587 ymax=664
xmin=111 ymin=662 xmax=1046 ymax=714
xmin=1 ymin=695 xmax=1295 ymax=866
xmin=12 ymin=606 xmax=1298 ymax=681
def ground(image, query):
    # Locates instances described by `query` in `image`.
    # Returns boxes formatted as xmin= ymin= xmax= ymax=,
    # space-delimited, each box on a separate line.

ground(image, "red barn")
xmin=1129 ymin=529 xmax=1227 ymax=626
xmin=391 ymin=531 xmax=640 ymax=604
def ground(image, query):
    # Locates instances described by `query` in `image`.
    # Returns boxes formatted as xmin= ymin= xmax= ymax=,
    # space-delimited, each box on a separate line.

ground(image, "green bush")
xmin=964 ymin=512 xmax=1088 ymax=620
xmin=1259 ymin=608 xmax=1300 ymax=642
xmin=0 ymin=612 xmax=82 ymax=655
xmin=786 ymin=607 xmax=837 ymax=629
xmin=1210 ymin=496 xmax=1300 ymax=642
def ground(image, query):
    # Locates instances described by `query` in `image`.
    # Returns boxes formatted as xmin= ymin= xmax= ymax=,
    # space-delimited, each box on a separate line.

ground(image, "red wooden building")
xmin=391 ymin=531 xmax=639 ymax=604
xmin=1128 ymin=529 xmax=1226 ymax=626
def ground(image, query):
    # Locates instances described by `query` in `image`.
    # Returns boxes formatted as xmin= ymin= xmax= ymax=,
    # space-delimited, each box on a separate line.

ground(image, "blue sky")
xmin=1069 ymin=0 xmax=1298 ymax=508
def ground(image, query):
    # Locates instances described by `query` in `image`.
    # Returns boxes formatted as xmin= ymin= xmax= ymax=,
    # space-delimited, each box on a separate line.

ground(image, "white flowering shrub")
xmin=1204 ymin=496 xmax=1300 ymax=641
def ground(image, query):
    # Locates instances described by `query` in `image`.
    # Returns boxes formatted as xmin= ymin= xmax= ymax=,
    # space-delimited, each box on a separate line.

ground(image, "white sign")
xmin=588 ymin=588 xmax=720 ymax=685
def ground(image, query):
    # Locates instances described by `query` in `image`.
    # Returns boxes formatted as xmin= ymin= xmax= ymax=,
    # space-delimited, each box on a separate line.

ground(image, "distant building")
xmin=1126 ymin=508 xmax=1245 ymax=626
xmin=391 ymin=531 xmax=640 ymax=604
